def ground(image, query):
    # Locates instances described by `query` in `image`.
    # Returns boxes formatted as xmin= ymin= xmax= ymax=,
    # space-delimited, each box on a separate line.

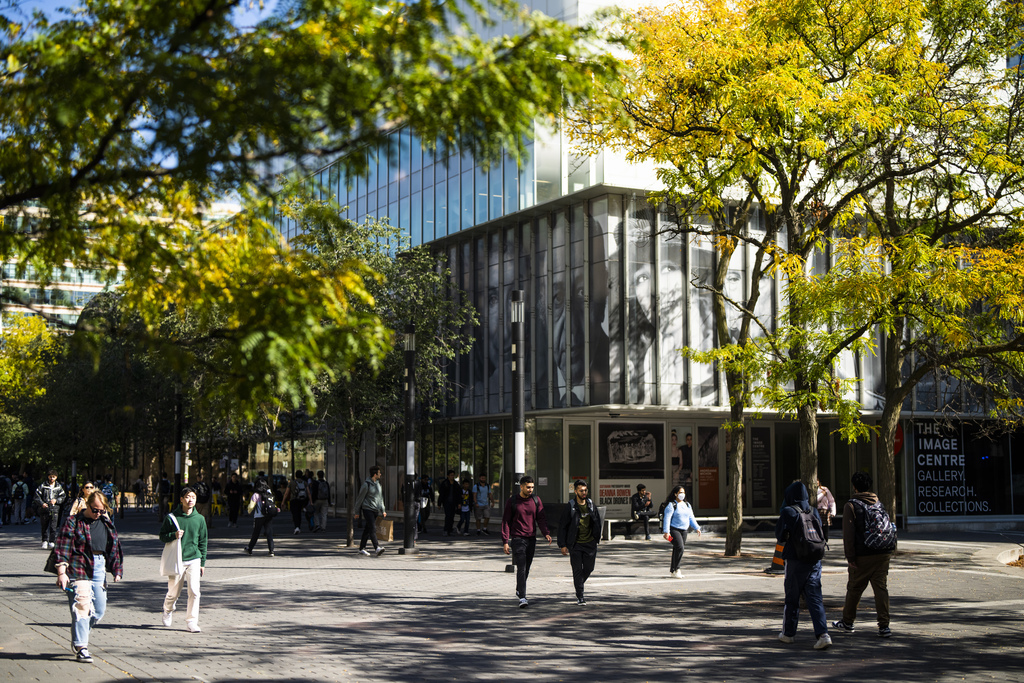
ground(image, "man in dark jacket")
xmin=775 ymin=480 xmax=831 ymax=650
xmin=437 ymin=470 xmax=459 ymax=537
xmin=35 ymin=469 xmax=67 ymax=548
xmin=557 ymin=480 xmax=602 ymax=605
xmin=833 ymin=471 xmax=894 ymax=637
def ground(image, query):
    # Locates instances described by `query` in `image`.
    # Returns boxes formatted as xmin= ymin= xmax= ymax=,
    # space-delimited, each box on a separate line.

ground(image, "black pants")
xmin=228 ymin=497 xmax=241 ymax=524
xmin=290 ymin=500 xmax=305 ymax=530
xmin=669 ymin=527 xmax=688 ymax=572
xmin=628 ymin=514 xmax=651 ymax=538
xmin=360 ymin=508 xmax=379 ymax=550
xmin=40 ymin=508 xmax=59 ymax=543
xmin=248 ymin=515 xmax=274 ymax=552
xmin=510 ymin=536 xmax=537 ymax=598
xmin=570 ymin=540 xmax=598 ymax=599
xmin=443 ymin=504 xmax=456 ymax=534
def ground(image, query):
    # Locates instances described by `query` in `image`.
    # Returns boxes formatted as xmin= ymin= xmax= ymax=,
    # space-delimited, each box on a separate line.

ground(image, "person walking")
xmin=457 ymin=479 xmax=472 ymax=536
xmin=628 ymin=483 xmax=653 ymax=540
xmin=414 ymin=474 xmax=433 ymax=534
xmin=814 ymin=479 xmax=837 ymax=542
xmin=193 ymin=477 xmax=212 ymax=528
xmin=53 ymin=490 xmax=124 ymax=664
xmin=353 ymin=466 xmax=387 ymax=556
xmin=11 ymin=473 xmax=29 ymax=525
xmin=437 ymin=470 xmax=459 ymax=536
xmin=282 ymin=470 xmax=308 ymax=535
xmin=244 ymin=477 xmax=276 ymax=556
xmin=661 ymin=485 xmax=701 ymax=578
xmin=472 ymin=473 xmax=492 ymax=536
xmin=68 ymin=481 xmax=97 ymax=517
xmin=557 ymin=480 xmax=601 ymax=605
xmin=312 ymin=470 xmax=331 ymax=532
xmin=157 ymin=472 xmax=172 ymax=517
xmin=35 ymin=469 xmax=68 ymax=549
xmin=776 ymin=480 xmax=832 ymax=650
xmin=832 ymin=471 xmax=896 ymax=638
xmin=159 ymin=486 xmax=208 ymax=633
xmin=225 ymin=474 xmax=243 ymax=528
xmin=501 ymin=475 xmax=552 ymax=608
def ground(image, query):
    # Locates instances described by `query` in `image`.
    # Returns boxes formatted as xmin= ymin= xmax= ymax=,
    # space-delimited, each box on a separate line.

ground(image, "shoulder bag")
xmin=159 ymin=513 xmax=184 ymax=577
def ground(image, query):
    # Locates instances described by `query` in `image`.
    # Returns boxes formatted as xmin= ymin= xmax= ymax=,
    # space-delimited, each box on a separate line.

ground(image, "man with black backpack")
xmin=312 ymin=470 xmax=331 ymax=532
xmin=833 ymin=471 xmax=896 ymax=638
xmin=775 ymin=480 xmax=831 ymax=650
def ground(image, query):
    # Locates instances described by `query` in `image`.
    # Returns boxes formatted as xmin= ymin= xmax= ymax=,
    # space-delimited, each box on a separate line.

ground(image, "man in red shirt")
xmin=501 ymin=476 xmax=551 ymax=608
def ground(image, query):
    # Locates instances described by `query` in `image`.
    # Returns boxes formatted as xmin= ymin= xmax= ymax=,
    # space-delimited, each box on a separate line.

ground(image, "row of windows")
xmin=3 ymin=286 xmax=99 ymax=309
xmin=2 ymin=263 xmax=122 ymax=287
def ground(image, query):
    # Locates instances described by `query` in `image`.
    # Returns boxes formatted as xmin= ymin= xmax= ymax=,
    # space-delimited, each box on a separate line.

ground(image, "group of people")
xmin=412 ymin=470 xmax=496 ymax=538
xmin=0 ymin=470 xmax=122 ymax=548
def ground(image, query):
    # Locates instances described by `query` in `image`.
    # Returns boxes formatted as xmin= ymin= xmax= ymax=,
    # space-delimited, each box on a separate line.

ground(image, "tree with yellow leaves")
xmin=570 ymin=0 xmax=1024 ymax=549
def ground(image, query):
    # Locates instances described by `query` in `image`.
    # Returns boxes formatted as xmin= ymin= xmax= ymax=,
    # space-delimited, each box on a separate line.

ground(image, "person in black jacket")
xmin=775 ymin=481 xmax=831 ymax=650
xmin=436 ymin=470 xmax=459 ymax=536
xmin=628 ymin=483 xmax=653 ymax=540
xmin=35 ymin=469 xmax=67 ymax=548
xmin=557 ymin=480 xmax=602 ymax=605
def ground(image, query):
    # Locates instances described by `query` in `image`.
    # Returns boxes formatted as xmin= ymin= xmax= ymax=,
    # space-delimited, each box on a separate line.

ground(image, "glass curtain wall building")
xmin=281 ymin=0 xmax=1024 ymax=529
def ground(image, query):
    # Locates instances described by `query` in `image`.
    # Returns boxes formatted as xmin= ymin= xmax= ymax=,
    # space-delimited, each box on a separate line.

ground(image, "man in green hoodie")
xmin=159 ymin=486 xmax=208 ymax=633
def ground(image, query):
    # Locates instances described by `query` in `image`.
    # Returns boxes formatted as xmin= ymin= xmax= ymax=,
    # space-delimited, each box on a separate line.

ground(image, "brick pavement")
xmin=2 ymin=510 xmax=1023 ymax=682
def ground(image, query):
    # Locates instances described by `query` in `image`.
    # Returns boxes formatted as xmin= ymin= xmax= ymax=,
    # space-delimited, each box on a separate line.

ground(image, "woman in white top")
xmin=244 ymin=478 xmax=275 ymax=557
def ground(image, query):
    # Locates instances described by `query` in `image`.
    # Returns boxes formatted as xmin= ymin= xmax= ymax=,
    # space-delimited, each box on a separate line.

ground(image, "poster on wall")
xmin=697 ymin=426 xmax=720 ymax=509
xmin=914 ymin=420 xmax=999 ymax=515
xmin=749 ymin=427 xmax=772 ymax=508
xmin=669 ymin=426 xmax=694 ymax=501
xmin=598 ymin=423 xmax=664 ymax=479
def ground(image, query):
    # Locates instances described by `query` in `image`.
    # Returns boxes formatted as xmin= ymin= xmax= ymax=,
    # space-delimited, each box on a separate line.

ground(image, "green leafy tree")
xmin=290 ymin=198 xmax=477 ymax=546
xmin=0 ymin=0 xmax=622 ymax=418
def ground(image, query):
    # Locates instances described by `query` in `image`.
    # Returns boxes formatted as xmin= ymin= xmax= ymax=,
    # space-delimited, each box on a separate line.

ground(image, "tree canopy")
xmin=1 ymin=0 xmax=622 ymax=418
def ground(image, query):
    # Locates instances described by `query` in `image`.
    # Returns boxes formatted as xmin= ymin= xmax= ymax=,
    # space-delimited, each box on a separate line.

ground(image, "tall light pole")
xmin=400 ymin=323 xmax=417 ymax=555
xmin=511 ymin=290 xmax=526 ymax=483
xmin=507 ymin=290 xmax=526 ymax=574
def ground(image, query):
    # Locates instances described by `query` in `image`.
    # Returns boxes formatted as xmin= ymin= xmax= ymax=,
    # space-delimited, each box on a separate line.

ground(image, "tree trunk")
xmin=347 ymin=442 xmax=357 ymax=547
xmin=877 ymin=318 xmax=906 ymax=519
xmin=798 ymin=395 xmax=820 ymax=502
xmin=724 ymin=371 xmax=746 ymax=556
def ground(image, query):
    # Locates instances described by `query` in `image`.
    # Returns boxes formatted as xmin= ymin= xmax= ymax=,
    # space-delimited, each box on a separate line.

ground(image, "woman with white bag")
xmin=159 ymin=486 xmax=208 ymax=633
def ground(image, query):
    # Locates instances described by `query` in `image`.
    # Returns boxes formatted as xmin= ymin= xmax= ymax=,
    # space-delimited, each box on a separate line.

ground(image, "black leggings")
xmin=248 ymin=516 xmax=274 ymax=552
xmin=360 ymin=509 xmax=379 ymax=550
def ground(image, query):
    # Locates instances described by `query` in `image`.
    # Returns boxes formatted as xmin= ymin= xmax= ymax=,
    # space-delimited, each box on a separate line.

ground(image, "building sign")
xmin=914 ymin=420 xmax=992 ymax=515
xmin=750 ymin=427 xmax=772 ymax=508
xmin=697 ymin=425 xmax=720 ymax=510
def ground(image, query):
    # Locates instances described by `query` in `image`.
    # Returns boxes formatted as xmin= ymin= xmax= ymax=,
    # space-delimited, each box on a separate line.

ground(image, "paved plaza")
xmin=1 ymin=511 xmax=1022 ymax=682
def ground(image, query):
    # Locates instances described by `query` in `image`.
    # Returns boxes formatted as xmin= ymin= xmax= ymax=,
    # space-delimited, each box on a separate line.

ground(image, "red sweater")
xmin=501 ymin=494 xmax=550 ymax=543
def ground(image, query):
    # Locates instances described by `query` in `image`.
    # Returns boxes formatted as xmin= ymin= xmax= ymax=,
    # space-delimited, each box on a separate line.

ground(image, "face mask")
xmin=677 ymin=492 xmax=686 ymax=501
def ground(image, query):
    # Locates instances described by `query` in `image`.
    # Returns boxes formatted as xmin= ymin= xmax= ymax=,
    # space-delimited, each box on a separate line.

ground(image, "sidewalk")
xmin=2 ymin=511 xmax=1023 ymax=682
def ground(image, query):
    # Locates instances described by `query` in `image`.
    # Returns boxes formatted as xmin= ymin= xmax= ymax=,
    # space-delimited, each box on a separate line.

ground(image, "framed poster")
xmin=598 ymin=423 xmax=665 ymax=479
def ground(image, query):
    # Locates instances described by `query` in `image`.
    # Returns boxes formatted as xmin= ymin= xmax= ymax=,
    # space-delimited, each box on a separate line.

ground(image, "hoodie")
xmin=159 ymin=504 xmax=209 ymax=566
xmin=842 ymin=491 xmax=891 ymax=559
xmin=775 ymin=481 xmax=822 ymax=562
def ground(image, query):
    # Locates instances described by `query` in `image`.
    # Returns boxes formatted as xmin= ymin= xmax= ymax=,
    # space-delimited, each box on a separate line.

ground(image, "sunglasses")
xmin=83 ymin=486 xmax=95 ymax=490
xmin=90 ymin=507 xmax=104 ymax=514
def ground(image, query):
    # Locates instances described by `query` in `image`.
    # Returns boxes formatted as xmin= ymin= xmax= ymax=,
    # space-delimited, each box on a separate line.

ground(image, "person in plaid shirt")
xmin=54 ymin=490 xmax=123 ymax=664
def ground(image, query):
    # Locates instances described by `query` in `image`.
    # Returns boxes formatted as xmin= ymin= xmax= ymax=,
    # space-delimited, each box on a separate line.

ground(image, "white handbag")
xmin=159 ymin=514 xmax=184 ymax=577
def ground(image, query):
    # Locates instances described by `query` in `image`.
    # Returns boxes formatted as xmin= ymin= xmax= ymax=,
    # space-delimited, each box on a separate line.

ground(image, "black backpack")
xmin=788 ymin=506 xmax=827 ymax=563
xmin=852 ymin=499 xmax=897 ymax=552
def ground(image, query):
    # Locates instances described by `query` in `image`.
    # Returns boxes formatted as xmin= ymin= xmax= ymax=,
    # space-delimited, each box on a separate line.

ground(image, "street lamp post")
xmin=507 ymin=290 xmax=525 ymax=573
xmin=400 ymin=323 xmax=417 ymax=555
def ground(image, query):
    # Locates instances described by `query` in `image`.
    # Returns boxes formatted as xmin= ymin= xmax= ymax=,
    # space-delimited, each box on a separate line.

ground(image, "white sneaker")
xmin=778 ymin=632 xmax=795 ymax=644
xmin=375 ymin=547 xmax=386 ymax=557
xmin=42 ymin=541 xmax=49 ymax=549
xmin=293 ymin=527 xmax=301 ymax=535
xmin=186 ymin=621 xmax=201 ymax=633
xmin=359 ymin=549 xmax=371 ymax=556
xmin=161 ymin=611 xmax=172 ymax=627
xmin=670 ymin=570 xmax=683 ymax=579
xmin=814 ymin=633 xmax=832 ymax=650
xmin=48 ymin=542 xmax=55 ymax=549
xmin=518 ymin=597 xmax=529 ymax=608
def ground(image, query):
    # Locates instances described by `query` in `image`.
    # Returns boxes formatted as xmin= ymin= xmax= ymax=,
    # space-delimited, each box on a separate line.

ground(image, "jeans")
xmin=164 ymin=560 xmax=202 ymax=625
xmin=40 ymin=508 xmax=60 ymax=543
xmin=247 ymin=515 xmax=274 ymax=552
xmin=510 ymin=536 xmax=537 ymax=598
xmin=669 ymin=528 xmax=688 ymax=572
xmin=13 ymin=499 xmax=26 ymax=524
xmin=68 ymin=554 xmax=107 ymax=648
xmin=313 ymin=499 xmax=328 ymax=530
xmin=570 ymin=540 xmax=597 ymax=599
xmin=628 ymin=514 xmax=651 ymax=538
xmin=228 ymin=496 xmax=241 ymax=525
xmin=842 ymin=553 xmax=891 ymax=628
xmin=457 ymin=510 xmax=470 ymax=534
xmin=360 ymin=508 xmax=379 ymax=550
xmin=290 ymin=500 xmax=305 ymax=530
xmin=782 ymin=559 xmax=828 ymax=637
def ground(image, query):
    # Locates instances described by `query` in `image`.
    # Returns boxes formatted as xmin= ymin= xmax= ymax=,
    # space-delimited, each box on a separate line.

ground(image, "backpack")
xmin=788 ymin=506 xmax=827 ymax=563
xmin=13 ymin=482 xmax=25 ymax=499
xmin=260 ymin=490 xmax=279 ymax=517
xmin=294 ymin=480 xmax=307 ymax=501
xmin=102 ymin=482 xmax=114 ymax=498
xmin=317 ymin=480 xmax=330 ymax=501
xmin=852 ymin=498 xmax=898 ymax=552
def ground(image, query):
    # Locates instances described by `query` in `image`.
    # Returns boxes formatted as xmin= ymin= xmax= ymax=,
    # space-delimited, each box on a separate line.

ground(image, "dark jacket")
xmin=557 ymin=497 xmax=602 ymax=550
xmin=437 ymin=478 xmax=459 ymax=508
xmin=842 ymin=491 xmax=893 ymax=559
xmin=630 ymin=492 xmax=652 ymax=518
xmin=775 ymin=481 xmax=822 ymax=563
xmin=34 ymin=481 xmax=67 ymax=513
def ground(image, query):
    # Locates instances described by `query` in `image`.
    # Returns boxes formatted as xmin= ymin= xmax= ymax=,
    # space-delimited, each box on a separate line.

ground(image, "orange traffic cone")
xmin=764 ymin=543 xmax=785 ymax=574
